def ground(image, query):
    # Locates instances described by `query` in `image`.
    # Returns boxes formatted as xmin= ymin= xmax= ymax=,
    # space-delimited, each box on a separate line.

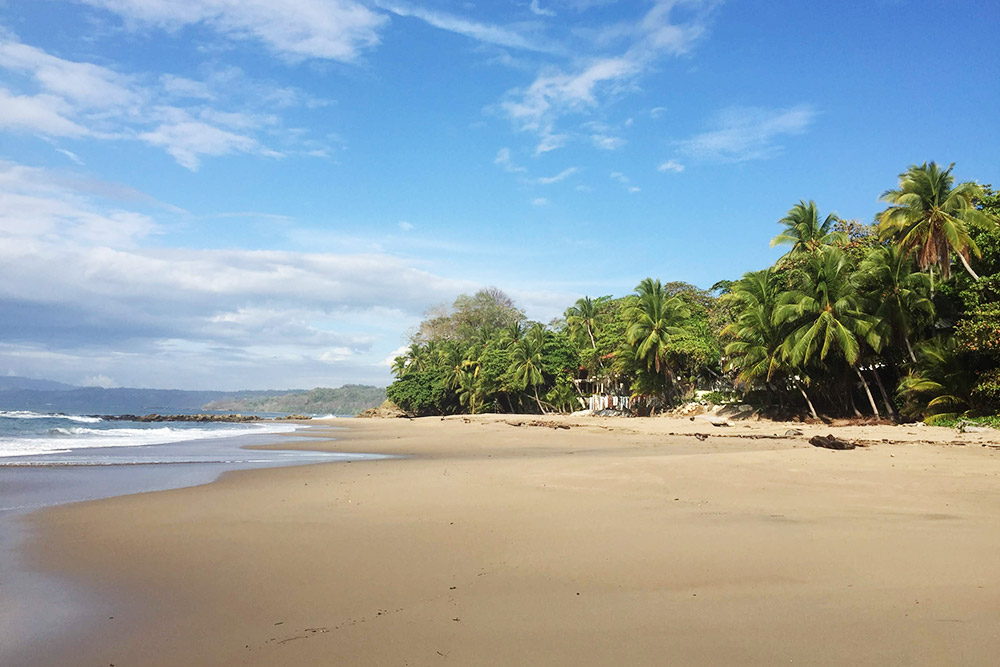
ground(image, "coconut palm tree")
xmin=770 ymin=200 xmax=846 ymax=256
xmin=624 ymin=278 xmax=689 ymax=399
xmin=877 ymin=162 xmax=997 ymax=281
xmin=775 ymin=247 xmax=883 ymax=417
xmin=857 ymin=244 xmax=934 ymax=363
xmin=897 ymin=336 xmax=975 ymax=422
xmin=722 ymin=269 xmax=787 ymax=387
xmin=509 ymin=324 xmax=547 ymax=413
xmin=565 ymin=296 xmax=607 ymax=349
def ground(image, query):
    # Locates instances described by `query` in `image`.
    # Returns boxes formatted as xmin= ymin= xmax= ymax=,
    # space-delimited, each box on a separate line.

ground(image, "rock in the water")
xmin=809 ymin=434 xmax=855 ymax=450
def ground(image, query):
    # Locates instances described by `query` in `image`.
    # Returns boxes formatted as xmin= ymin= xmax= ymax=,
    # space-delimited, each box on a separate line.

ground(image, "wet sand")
xmin=19 ymin=415 xmax=1000 ymax=666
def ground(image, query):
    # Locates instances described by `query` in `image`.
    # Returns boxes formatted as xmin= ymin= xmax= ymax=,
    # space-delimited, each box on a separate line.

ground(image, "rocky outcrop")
xmin=356 ymin=400 xmax=409 ymax=419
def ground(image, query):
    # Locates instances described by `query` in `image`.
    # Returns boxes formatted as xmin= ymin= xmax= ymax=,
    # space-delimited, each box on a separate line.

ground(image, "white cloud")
xmin=499 ymin=0 xmax=713 ymax=153
xmin=381 ymin=345 xmax=409 ymax=367
xmin=677 ymin=104 xmax=817 ymax=163
xmin=494 ymin=146 xmax=527 ymax=173
xmin=532 ymin=197 xmax=549 ymax=206
xmin=374 ymin=1 xmax=548 ymax=52
xmin=591 ymin=134 xmax=625 ymax=150
xmin=0 ymin=88 xmax=88 ymax=137
xmin=650 ymin=106 xmax=668 ymax=118
xmin=627 ymin=186 xmax=640 ymax=193
xmin=398 ymin=220 xmax=413 ymax=231
xmin=55 ymin=148 xmax=85 ymax=165
xmin=658 ymin=159 xmax=684 ymax=173
xmin=530 ymin=0 xmax=556 ymax=17
xmin=138 ymin=115 xmax=263 ymax=170
xmin=0 ymin=37 xmax=329 ymax=169
xmin=81 ymin=0 xmax=387 ymax=62
xmin=609 ymin=171 xmax=629 ymax=183
xmin=81 ymin=374 xmax=119 ymax=388
xmin=0 ymin=159 xmax=480 ymax=388
xmin=534 ymin=167 xmax=578 ymax=184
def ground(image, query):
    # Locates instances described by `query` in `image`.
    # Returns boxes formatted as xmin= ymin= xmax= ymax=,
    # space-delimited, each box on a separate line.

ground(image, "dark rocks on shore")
xmin=92 ymin=413 xmax=265 ymax=423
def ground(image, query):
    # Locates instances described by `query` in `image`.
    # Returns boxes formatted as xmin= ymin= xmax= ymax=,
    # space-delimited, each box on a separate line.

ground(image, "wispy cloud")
xmin=532 ymin=197 xmax=549 ymax=206
xmin=609 ymin=171 xmax=630 ymax=183
xmin=80 ymin=0 xmax=387 ymax=62
xmin=499 ymin=0 xmax=714 ymax=153
xmin=677 ymin=104 xmax=817 ymax=162
xmin=530 ymin=0 xmax=557 ymax=17
xmin=494 ymin=146 xmax=527 ymax=173
xmin=0 ymin=159 xmax=473 ymax=388
xmin=0 ymin=37 xmax=332 ymax=169
xmin=658 ymin=159 xmax=684 ymax=173
xmin=374 ymin=1 xmax=551 ymax=52
xmin=534 ymin=167 xmax=579 ymax=184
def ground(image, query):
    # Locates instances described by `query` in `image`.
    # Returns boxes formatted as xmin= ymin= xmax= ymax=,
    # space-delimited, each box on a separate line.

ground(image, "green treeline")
xmin=388 ymin=162 xmax=1000 ymax=424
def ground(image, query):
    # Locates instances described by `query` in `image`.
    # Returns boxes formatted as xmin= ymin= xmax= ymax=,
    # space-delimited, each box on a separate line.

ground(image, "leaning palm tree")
xmin=624 ymin=278 xmax=689 ymax=399
xmin=565 ymin=296 xmax=607 ymax=350
xmin=857 ymin=244 xmax=934 ymax=363
xmin=774 ymin=247 xmax=883 ymax=417
xmin=509 ymin=324 xmax=547 ymax=413
xmin=877 ymin=161 xmax=997 ymax=281
xmin=897 ymin=336 xmax=974 ymax=423
xmin=770 ymin=200 xmax=846 ymax=257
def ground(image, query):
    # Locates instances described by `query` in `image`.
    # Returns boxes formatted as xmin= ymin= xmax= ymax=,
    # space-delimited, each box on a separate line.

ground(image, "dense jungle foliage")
xmin=388 ymin=162 xmax=1000 ymax=423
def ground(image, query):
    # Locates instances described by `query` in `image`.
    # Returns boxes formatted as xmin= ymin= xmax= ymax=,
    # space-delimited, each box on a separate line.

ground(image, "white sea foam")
xmin=0 ymin=422 xmax=299 ymax=459
xmin=0 ymin=411 xmax=102 ymax=423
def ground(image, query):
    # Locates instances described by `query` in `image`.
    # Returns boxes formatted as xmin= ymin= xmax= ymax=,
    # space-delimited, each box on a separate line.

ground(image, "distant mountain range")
xmin=0 ymin=376 xmax=79 ymax=392
xmin=0 ymin=376 xmax=385 ymax=416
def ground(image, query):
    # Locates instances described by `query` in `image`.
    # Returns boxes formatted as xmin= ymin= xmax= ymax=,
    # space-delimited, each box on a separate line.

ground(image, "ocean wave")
xmin=0 ymin=421 xmax=299 ymax=459
xmin=0 ymin=410 xmax=102 ymax=423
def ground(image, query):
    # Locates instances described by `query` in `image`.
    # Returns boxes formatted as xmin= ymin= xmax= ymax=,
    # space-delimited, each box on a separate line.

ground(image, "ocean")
xmin=0 ymin=409 xmax=386 ymax=664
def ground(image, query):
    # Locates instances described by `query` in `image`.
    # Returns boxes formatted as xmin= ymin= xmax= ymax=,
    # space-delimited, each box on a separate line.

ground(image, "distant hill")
xmin=0 ymin=376 xmax=78 ymax=391
xmin=202 ymin=385 xmax=386 ymax=416
xmin=0 ymin=386 xmax=281 ymax=415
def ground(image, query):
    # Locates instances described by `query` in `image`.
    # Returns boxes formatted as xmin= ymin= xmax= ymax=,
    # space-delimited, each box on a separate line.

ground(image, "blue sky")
xmin=1 ymin=0 xmax=997 ymax=390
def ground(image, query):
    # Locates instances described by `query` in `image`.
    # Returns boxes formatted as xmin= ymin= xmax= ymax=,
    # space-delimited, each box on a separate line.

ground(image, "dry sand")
xmin=20 ymin=415 xmax=1000 ymax=665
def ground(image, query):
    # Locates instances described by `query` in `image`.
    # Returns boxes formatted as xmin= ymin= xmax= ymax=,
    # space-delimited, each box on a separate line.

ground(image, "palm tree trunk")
xmin=904 ymin=334 xmax=917 ymax=364
xmin=870 ymin=366 xmax=897 ymax=420
xmin=533 ymin=385 xmax=546 ymax=415
xmin=957 ymin=252 xmax=981 ymax=281
xmin=795 ymin=380 xmax=819 ymax=420
xmin=853 ymin=365 xmax=880 ymax=418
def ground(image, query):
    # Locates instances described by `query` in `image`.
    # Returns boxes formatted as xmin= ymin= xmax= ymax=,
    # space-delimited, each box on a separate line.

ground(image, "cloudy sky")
xmin=1 ymin=0 xmax=997 ymax=390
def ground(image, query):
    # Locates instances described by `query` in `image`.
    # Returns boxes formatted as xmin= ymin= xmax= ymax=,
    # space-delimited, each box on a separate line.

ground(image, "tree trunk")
xmin=854 ymin=365 xmax=880 ymax=418
xmin=849 ymin=391 xmax=863 ymax=418
xmin=870 ymin=366 xmax=897 ymax=420
xmin=957 ymin=252 xmax=981 ymax=281
xmin=533 ymin=385 xmax=546 ymax=415
xmin=904 ymin=334 xmax=917 ymax=364
xmin=796 ymin=381 xmax=819 ymax=420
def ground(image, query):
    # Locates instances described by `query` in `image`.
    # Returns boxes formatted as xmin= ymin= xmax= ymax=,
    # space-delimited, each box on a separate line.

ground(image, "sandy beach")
xmin=17 ymin=415 xmax=1000 ymax=666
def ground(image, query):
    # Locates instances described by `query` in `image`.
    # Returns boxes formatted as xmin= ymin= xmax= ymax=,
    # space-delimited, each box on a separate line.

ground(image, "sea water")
xmin=0 ymin=410 xmax=386 ymax=665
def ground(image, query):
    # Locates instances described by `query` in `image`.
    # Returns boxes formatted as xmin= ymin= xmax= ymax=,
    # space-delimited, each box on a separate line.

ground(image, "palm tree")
xmin=774 ymin=247 xmax=883 ymax=417
xmin=897 ymin=336 xmax=974 ymax=422
xmin=877 ymin=161 xmax=997 ymax=281
xmin=624 ymin=278 xmax=689 ymax=399
xmin=509 ymin=324 xmax=547 ymax=413
xmin=770 ymin=200 xmax=846 ymax=256
xmin=857 ymin=244 xmax=933 ymax=363
xmin=565 ymin=296 xmax=607 ymax=349
xmin=722 ymin=269 xmax=787 ymax=388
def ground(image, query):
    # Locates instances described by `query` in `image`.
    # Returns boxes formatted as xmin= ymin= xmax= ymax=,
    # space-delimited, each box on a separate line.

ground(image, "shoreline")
xmin=0 ymin=422 xmax=383 ymax=665
xmin=14 ymin=415 xmax=1000 ymax=665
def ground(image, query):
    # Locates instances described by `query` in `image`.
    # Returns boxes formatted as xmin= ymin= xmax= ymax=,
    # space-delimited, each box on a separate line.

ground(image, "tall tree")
xmin=565 ymin=296 xmax=608 ymax=350
xmin=775 ymin=248 xmax=883 ymax=417
xmin=624 ymin=278 xmax=689 ymax=399
xmin=877 ymin=162 xmax=997 ymax=281
xmin=770 ymin=200 xmax=846 ymax=256
xmin=857 ymin=245 xmax=933 ymax=363
xmin=509 ymin=324 xmax=547 ymax=413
